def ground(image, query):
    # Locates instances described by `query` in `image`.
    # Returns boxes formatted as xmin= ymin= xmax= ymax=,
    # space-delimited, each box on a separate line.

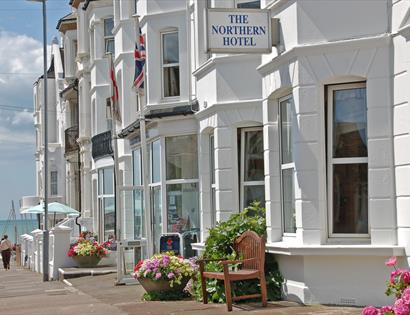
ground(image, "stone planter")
xmin=138 ymin=276 xmax=190 ymax=293
xmin=72 ymin=255 xmax=102 ymax=268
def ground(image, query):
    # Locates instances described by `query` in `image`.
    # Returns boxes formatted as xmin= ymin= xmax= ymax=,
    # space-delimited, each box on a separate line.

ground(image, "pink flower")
xmin=155 ymin=272 xmax=161 ymax=280
xmin=167 ymin=272 xmax=175 ymax=279
xmin=402 ymin=271 xmax=410 ymax=284
xmin=391 ymin=269 xmax=402 ymax=284
xmin=394 ymin=298 xmax=410 ymax=315
xmin=402 ymin=288 xmax=410 ymax=304
xmin=386 ymin=256 xmax=398 ymax=267
xmin=362 ymin=306 xmax=378 ymax=315
xmin=380 ymin=305 xmax=393 ymax=314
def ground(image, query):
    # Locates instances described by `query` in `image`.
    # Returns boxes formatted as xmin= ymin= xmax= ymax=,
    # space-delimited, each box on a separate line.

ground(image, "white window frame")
xmin=103 ymin=17 xmax=115 ymax=55
xmin=240 ymin=127 xmax=265 ymax=210
xmin=161 ymin=30 xmax=180 ymax=99
xmin=278 ymin=94 xmax=296 ymax=236
xmin=50 ymin=171 xmax=58 ymax=196
xmin=210 ymin=133 xmax=216 ymax=227
xmin=327 ymin=82 xmax=369 ymax=238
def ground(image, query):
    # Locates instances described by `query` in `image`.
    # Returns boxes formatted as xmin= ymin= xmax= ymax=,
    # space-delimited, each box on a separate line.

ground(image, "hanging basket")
xmin=72 ymin=255 xmax=102 ymax=268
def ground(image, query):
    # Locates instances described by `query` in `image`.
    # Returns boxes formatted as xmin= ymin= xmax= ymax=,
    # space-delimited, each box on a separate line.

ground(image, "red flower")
xmin=134 ymin=260 xmax=144 ymax=273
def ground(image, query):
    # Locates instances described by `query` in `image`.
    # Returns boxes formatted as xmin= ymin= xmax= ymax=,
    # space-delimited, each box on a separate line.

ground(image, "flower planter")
xmin=138 ymin=276 xmax=190 ymax=293
xmin=72 ymin=255 xmax=102 ymax=268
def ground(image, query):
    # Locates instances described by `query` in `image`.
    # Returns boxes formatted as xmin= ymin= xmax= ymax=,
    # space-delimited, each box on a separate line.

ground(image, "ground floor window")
xmin=327 ymin=83 xmax=368 ymax=236
xmin=239 ymin=128 xmax=265 ymax=209
xmin=210 ymin=133 xmax=216 ymax=227
xmin=98 ymin=167 xmax=115 ymax=241
xmin=279 ymin=95 xmax=296 ymax=234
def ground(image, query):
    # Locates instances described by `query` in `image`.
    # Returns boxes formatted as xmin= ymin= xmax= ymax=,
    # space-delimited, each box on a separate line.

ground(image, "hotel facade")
xmin=29 ymin=0 xmax=410 ymax=307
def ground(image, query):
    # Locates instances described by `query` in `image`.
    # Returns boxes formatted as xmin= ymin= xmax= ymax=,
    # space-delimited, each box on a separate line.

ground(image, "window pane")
xmin=167 ymin=183 xmax=199 ymax=235
xmin=282 ymin=168 xmax=296 ymax=233
xmin=210 ymin=135 xmax=215 ymax=184
xmin=166 ymin=135 xmax=198 ymax=180
xmin=104 ymin=197 xmax=115 ymax=241
xmin=333 ymin=163 xmax=368 ymax=234
xmin=244 ymin=130 xmax=264 ymax=181
xmin=211 ymin=187 xmax=216 ymax=227
xmin=243 ymin=185 xmax=265 ymax=208
xmin=280 ymin=97 xmax=293 ymax=164
xmin=163 ymin=66 xmax=180 ymax=97
xmin=237 ymin=0 xmax=260 ymax=8
xmin=163 ymin=32 xmax=179 ymax=64
xmin=151 ymin=186 xmax=162 ymax=253
xmin=104 ymin=18 xmax=114 ymax=36
xmin=151 ymin=140 xmax=161 ymax=183
xmin=133 ymin=189 xmax=144 ymax=239
xmin=103 ymin=168 xmax=114 ymax=195
xmin=98 ymin=169 xmax=103 ymax=195
xmin=133 ymin=149 xmax=141 ymax=186
xmin=105 ymin=38 xmax=115 ymax=55
xmin=50 ymin=171 xmax=58 ymax=196
xmin=333 ymin=88 xmax=367 ymax=158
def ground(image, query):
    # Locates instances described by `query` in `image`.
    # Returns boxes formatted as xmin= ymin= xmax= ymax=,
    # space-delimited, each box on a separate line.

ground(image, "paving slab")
xmin=58 ymin=265 xmax=116 ymax=280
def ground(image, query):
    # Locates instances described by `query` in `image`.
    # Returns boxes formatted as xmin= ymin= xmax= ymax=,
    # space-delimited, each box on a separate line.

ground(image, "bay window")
xmin=165 ymin=135 xmax=199 ymax=237
xmin=240 ymin=128 xmax=265 ymax=209
xmin=279 ymin=95 xmax=296 ymax=234
xmin=327 ymin=83 xmax=368 ymax=236
xmin=132 ymin=148 xmax=144 ymax=239
xmin=161 ymin=31 xmax=180 ymax=98
xmin=149 ymin=139 xmax=162 ymax=253
xmin=98 ymin=167 xmax=115 ymax=241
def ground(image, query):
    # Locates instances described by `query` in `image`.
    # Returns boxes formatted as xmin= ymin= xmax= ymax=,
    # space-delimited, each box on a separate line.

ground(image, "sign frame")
xmin=206 ymin=8 xmax=272 ymax=54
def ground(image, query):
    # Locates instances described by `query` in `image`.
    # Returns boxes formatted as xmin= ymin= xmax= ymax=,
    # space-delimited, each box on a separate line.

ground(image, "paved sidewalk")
xmin=0 ymin=262 xmax=362 ymax=315
xmin=68 ymin=273 xmax=363 ymax=315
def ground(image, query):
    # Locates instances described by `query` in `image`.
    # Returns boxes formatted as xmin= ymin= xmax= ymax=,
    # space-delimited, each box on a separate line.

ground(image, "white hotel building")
xmin=30 ymin=0 xmax=410 ymax=307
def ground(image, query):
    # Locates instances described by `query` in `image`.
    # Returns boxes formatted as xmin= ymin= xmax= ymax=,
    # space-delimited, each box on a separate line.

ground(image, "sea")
xmin=0 ymin=218 xmax=39 ymax=244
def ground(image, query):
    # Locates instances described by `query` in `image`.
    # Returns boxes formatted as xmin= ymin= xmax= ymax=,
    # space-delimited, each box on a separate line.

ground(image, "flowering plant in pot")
xmin=133 ymin=252 xmax=198 ymax=295
xmin=67 ymin=237 xmax=110 ymax=268
xmin=362 ymin=256 xmax=410 ymax=315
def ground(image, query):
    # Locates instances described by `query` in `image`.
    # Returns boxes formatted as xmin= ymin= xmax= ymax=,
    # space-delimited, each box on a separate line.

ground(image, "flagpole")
xmin=108 ymin=52 xmax=122 ymax=284
xmin=132 ymin=14 xmax=152 ymax=257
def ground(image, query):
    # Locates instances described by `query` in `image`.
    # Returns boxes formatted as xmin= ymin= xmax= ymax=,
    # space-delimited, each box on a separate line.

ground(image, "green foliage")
xmin=194 ymin=201 xmax=283 ymax=303
xmin=142 ymin=290 xmax=191 ymax=301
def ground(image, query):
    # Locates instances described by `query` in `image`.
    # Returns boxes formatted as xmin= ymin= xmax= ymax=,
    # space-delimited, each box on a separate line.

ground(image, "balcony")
xmin=65 ymin=125 xmax=79 ymax=156
xmin=91 ymin=130 xmax=113 ymax=160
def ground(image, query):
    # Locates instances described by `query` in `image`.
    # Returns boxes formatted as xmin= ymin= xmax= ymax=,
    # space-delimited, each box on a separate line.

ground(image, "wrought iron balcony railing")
xmin=64 ymin=125 xmax=79 ymax=155
xmin=91 ymin=130 xmax=113 ymax=160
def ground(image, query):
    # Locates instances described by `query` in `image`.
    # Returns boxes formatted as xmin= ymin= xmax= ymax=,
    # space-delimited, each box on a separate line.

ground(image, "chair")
xmin=198 ymin=231 xmax=267 ymax=312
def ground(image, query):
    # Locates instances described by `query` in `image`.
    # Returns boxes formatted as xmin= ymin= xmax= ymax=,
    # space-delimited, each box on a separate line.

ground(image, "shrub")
xmin=194 ymin=201 xmax=283 ymax=302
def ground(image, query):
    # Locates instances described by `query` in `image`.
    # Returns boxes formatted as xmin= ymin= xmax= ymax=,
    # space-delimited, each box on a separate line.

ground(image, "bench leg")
xmin=201 ymin=275 xmax=208 ymax=304
xmin=224 ymin=279 xmax=233 ymax=311
xmin=260 ymin=276 xmax=267 ymax=307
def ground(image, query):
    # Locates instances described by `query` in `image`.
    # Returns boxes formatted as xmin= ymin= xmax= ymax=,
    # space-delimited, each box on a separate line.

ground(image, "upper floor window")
xmin=279 ymin=95 xmax=296 ymax=234
xmin=104 ymin=18 xmax=115 ymax=55
xmin=50 ymin=171 xmax=58 ymax=196
xmin=161 ymin=31 xmax=180 ymax=98
xmin=134 ymin=0 xmax=138 ymax=14
xmin=239 ymin=128 xmax=264 ymax=209
xmin=328 ymin=83 xmax=368 ymax=236
xmin=236 ymin=0 xmax=260 ymax=8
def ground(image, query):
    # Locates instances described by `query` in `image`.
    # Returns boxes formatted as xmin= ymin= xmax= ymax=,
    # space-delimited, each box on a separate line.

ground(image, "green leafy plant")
xmin=194 ymin=201 xmax=283 ymax=303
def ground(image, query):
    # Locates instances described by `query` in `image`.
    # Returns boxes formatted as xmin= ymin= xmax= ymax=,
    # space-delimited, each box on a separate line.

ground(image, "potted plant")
xmin=133 ymin=252 xmax=198 ymax=294
xmin=67 ymin=237 xmax=110 ymax=268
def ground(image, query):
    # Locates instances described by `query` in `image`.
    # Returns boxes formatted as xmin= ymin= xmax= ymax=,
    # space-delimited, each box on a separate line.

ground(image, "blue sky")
xmin=0 ymin=0 xmax=70 ymax=219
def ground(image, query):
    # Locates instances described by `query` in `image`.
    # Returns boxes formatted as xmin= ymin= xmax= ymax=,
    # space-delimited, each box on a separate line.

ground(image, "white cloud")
xmin=0 ymin=30 xmax=50 ymax=108
xmin=0 ymin=126 xmax=35 ymax=145
xmin=11 ymin=110 xmax=33 ymax=125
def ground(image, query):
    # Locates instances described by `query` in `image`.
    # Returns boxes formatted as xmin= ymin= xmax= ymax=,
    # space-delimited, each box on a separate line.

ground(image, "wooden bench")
xmin=198 ymin=230 xmax=267 ymax=311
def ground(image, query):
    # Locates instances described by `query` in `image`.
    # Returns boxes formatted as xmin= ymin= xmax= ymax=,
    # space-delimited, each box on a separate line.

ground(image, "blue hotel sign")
xmin=207 ymin=8 xmax=272 ymax=54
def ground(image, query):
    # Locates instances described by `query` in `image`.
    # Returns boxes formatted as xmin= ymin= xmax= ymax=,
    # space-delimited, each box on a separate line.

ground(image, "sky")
xmin=0 ymin=0 xmax=70 ymax=219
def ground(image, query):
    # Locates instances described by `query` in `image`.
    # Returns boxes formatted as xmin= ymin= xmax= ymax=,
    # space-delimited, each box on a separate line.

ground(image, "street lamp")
xmin=27 ymin=0 xmax=49 ymax=282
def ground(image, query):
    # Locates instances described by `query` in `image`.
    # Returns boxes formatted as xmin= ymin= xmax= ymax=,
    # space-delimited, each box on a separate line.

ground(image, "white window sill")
xmin=191 ymin=241 xmax=405 ymax=257
xmin=266 ymin=242 xmax=405 ymax=257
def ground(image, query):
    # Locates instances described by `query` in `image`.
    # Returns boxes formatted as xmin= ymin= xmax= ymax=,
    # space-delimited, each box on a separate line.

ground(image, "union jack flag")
xmin=109 ymin=53 xmax=121 ymax=122
xmin=133 ymin=25 xmax=146 ymax=96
